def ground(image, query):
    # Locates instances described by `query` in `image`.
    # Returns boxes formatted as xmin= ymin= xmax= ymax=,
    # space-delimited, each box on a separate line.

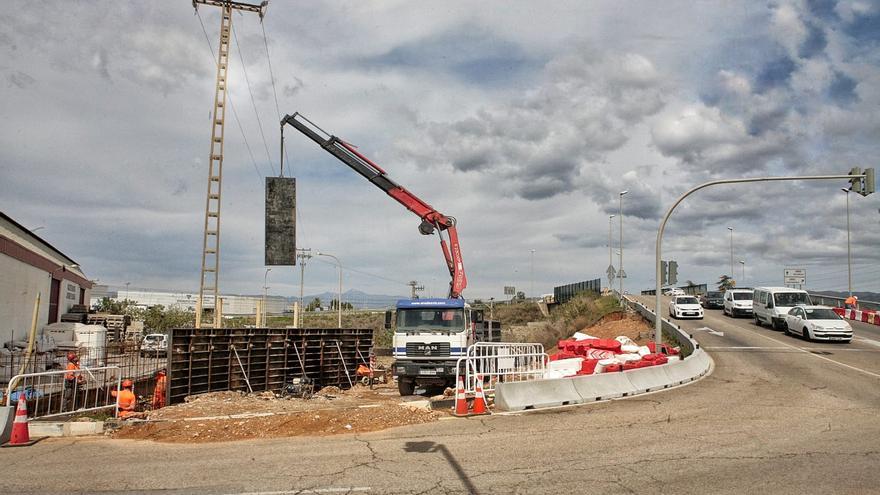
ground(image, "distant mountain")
xmin=810 ymin=290 xmax=880 ymax=303
xmin=293 ymin=289 xmax=409 ymax=310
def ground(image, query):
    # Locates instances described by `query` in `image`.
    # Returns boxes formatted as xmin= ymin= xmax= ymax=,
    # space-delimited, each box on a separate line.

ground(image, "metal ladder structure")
xmin=194 ymin=0 xmax=268 ymax=329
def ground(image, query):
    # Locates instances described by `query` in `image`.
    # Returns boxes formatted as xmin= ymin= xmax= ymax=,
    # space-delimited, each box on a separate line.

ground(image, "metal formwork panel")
xmin=169 ymin=327 xmax=373 ymax=404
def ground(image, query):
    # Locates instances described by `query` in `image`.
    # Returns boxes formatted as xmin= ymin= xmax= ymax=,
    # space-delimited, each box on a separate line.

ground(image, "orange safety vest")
xmin=151 ymin=375 xmax=167 ymax=409
xmin=65 ymin=362 xmax=82 ymax=383
xmin=845 ymin=296 xmax=856 ymax=306
xmin=112 ymin=389 xmax=137 ymax=417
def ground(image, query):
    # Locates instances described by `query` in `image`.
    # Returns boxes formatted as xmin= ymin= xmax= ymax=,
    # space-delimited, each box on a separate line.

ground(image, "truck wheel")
xmin=398 ymin=378 xmax=415 ymax=396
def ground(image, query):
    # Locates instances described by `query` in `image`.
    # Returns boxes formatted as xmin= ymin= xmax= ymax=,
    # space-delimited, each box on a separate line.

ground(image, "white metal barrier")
xmin=3 ymin=366 xmax=121 ymax=419
xmin=456 ymin=343 xmax=548 ymax=395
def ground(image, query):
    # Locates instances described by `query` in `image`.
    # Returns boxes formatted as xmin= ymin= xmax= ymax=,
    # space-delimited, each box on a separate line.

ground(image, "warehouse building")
xmin=90 ymin=286 xmax=290 ymax=315
xmin=0 ymin=211 xmax=93 ymax=346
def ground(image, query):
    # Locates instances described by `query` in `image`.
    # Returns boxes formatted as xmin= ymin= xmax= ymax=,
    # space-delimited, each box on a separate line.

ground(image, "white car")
xmin=784 ymin=306 xmax=852 ymax=342
xmin=664 ymin=288 xmax=685 ymax=297
xmin=140 ymin=333 xmax=168 ymax=357
xmin=669 ymin=295 xmax=704 ymax=319
xmin=723 ymin=289 xmax=754 ymax=317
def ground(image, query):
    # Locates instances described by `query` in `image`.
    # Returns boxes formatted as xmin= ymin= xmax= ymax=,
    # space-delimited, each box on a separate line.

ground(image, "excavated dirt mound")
xmin=113 ymin=382 xmax=442 ymax=443
xmin=580 ymin=312 xmax=652 ymax=343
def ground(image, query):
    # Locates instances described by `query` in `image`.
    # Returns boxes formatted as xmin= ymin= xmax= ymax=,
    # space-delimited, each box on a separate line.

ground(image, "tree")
xmin=717 ymin=275 xmax=736 ymax=291
xmin=306 ymin=297 xmax=322 ymax=311
xmin=142 ymin=305 xmax=194 ymax=333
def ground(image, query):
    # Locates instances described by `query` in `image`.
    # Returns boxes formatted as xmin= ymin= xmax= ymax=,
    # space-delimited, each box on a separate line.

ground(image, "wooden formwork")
xmin=168 ymin=327 xmax=373 ymax=405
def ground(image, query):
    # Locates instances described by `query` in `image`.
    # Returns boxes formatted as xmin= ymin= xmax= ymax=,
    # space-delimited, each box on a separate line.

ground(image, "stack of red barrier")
xmin=551 ymin=337 xmax=679 ymax=376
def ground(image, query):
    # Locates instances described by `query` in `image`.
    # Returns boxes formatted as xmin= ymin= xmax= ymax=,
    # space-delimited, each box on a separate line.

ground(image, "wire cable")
xmin=196 ymin=9 xmax=264 ymax=183
xmin=231 ymin=21 xmax=277 ymax=176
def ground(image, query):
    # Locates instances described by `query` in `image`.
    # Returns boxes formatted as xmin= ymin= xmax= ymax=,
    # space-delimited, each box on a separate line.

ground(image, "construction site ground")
xmin=113 ymin=310 xmax=651 ymax=443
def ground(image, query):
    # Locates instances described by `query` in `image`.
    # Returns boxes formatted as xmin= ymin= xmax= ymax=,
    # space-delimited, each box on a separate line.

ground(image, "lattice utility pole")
xmin=408 ymin=280 xmax=424 ymax=300
xmin=297 ymin=248 xmax=312 ymax=328
xmin=194 ymin=0 xmax=268 ymax=329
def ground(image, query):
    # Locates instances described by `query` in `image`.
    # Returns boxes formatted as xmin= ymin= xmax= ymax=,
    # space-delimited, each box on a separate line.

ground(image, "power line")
xmin=195 ymin=9 xmax=264 ymax=183
xmin=231 ymin=21 xmax=277 ymax=176
xmin=311 ymin=256 xmax=410 ymax=286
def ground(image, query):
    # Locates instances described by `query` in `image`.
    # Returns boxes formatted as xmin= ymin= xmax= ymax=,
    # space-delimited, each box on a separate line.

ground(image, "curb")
xmin=28 ymin=421 xmax=106 ymax=437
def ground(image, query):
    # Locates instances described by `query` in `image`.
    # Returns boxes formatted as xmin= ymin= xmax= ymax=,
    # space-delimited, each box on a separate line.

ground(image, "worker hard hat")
xmin=122 ymin=379 xmax=133 ymax=388
xmin=854 ymin=296 xmax=858 ymax=300
xmin=156 ymin=369 xmax=166 ymax=376
xmin=67 ymin=352 xmax=78 ymax=362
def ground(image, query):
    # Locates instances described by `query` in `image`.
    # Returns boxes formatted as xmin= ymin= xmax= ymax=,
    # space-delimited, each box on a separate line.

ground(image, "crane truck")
xmin=280 ymin=112 xmax=500 ymax=395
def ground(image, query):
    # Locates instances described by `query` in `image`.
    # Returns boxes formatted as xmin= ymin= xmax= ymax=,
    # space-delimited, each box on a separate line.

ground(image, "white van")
xmin=752 ymin=287 xmax=812 ymax=330
xmin=723 ymin=289 xmax=753 ymax=317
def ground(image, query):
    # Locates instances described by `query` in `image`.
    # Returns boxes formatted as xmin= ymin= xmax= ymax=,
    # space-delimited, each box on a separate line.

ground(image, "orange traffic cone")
xmin=2 ymin=395 xmax=39 ymax=447
xmin=472 ymin=375 xmax=488 ymax=415
xmin=453 ymin=376 xmax=469 ymax=417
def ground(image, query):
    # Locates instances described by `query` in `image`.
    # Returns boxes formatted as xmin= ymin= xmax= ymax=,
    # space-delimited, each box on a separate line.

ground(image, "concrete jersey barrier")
xmin=494 ymin=298 xmax=712 ymax=412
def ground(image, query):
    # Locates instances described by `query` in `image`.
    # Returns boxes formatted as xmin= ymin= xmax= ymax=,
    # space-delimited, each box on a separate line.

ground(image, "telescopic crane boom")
xmin=280 ymin=112 xmax=467 ymax=298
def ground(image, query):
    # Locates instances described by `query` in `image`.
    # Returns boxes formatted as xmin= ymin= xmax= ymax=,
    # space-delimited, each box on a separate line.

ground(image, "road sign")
xmin=503 ymin=286 xmax=515 ymax=296
xmin=617 ymin=269 xmax=627 ymax=279
xmin=606 ymin=265 xmax=616 ymax=282
xmin=784 ymin=268 xmax=806 ymax=285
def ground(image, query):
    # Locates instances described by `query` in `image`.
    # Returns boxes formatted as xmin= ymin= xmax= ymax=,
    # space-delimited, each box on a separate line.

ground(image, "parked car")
xmin=723 ymin=289 xmax=754 ymax=317
xmin=140 ymin=333 xmax=168 ymax=357
xmin=669 ymin=295 xmax=704 ymax=319
xmin=753 ymin=287 xmax=812 ymax=330
xmin=700 ymin=291 xmax=724 ymax=309
xmin=664 ymin=288 xmax=686 ymax=297
xmin=784 ymin=306 xmax=852 ymax=342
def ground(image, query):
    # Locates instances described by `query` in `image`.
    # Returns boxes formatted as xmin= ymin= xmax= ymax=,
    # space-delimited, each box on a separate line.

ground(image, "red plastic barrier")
xmin=549 ymin=352 xmax=578 ymax=361
xmin=832 ymin=307 xmax=845 ymax=317
xmin=646 ymin=342 xmax=679 ymax=356
xmin=578 ymin=359 xmax=599 ymax=375
xmin=603 ymin=363 xmax=623 ymax=373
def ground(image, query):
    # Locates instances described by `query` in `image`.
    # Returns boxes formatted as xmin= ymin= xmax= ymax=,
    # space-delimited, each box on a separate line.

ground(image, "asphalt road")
xmin=3 ymin=298 xmax=879 ymax=494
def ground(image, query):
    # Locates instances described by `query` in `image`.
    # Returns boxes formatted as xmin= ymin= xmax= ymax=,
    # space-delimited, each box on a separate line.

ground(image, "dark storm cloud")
xmin=755 ymin=56 xmax=797 ymax=92
xmin=7 ymin=71 xmax=35 ymax=89
xmin=358 ymin=24 xmax=539 ymax=86
xmin=554 ymin=233 xmax=609 ymax=249
xmin=396 ymin=50 xmax=669 ymax=201
xmin=828 ymin=71 xmax=858 ymax=105
xmin=798 ymin=22 xmax=827 ymax=58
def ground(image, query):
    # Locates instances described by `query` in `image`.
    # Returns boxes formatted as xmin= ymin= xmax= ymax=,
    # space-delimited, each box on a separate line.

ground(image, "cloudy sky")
xmin=2 ymin=0 xmax=879 ymax=301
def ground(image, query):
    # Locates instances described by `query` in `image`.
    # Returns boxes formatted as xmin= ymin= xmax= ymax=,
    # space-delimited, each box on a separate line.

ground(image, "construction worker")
xmin=63 ymin=352 xmax=85 ymax=411
xmin=151 ymin=369 xmax=167 ymax=410
xmin=111 ymin=379 xmax=137 ymax=419
xmin=845 ymin=295 xmax=858 ymax=310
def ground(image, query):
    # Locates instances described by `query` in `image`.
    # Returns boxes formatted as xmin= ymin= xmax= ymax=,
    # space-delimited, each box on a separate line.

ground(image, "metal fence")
xmin=3 ymin=366 xmax=121 ymax=419
xmin=456 ymin=342 xmax=547 ymax=396
xmin=554 ymin=279 xmax=602 ymax=304
xmin=641 ymin=284 xmax=708 ymax=296
xmin=808 ymin=293 xmax=880 ymax=313
xmin=1 ymin=342 xmax=168 ymax=413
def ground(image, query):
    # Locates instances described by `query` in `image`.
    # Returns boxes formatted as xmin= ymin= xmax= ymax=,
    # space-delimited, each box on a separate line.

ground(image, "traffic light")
xmin=849 ymin=167 xmax=864 ymax=195
xmin=863 ymin=167 xmax=875 ymax=196
xmin=661 ymin=260 xmax=668 ymax=286
xmin=668 ymin=261 xmax=678 ymax=286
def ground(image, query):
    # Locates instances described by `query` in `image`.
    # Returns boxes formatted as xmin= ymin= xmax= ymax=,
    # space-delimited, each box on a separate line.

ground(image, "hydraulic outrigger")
xmin=280 ymin=112 xmax=467 ymax=298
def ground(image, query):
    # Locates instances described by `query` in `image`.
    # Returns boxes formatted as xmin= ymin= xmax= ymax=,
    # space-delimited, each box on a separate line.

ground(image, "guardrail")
xmin=623 ymin=296 xmax=696 ymax=356
xmin=3 ymin=366 xmax=121 ymax=419
xmin=808 ymin=293 xmax=880 ymax=313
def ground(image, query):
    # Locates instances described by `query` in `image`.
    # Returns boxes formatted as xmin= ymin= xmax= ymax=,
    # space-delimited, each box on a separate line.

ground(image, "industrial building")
xmin=90 ymin=286 xmax=291 ymax=316
xmin=0 ymin=211 xmax=93 ymax=346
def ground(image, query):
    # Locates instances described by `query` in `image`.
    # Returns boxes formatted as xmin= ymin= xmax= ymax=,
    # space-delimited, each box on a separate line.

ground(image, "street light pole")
xmin=317 ymin=252 xmax=343 ymax=327
xmin=739 ymin=260 xmax=745 ymax=285
xmin=727 ymin=227 xmax=734 ymax=279
xmin=842 ymin=188 xmax=852 ymax=296
xmin=654 ymin=173 xmax=866 ymax=348
xmin=530 ymin=249 xmax=536 ymax=298
xmin=608 ymin=214 xmax=615 ymax=274
xmin=263 ymin=268 xmax=271 ymax=327
xmin=619 ymin=190 xmax=628 ymax=304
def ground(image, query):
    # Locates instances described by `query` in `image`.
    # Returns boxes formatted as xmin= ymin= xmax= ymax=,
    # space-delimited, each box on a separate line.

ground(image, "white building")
xmin=0 ymin=211 xmax=93 ymax=346
xmin=91 ymin=287 xmax=290 ymax=316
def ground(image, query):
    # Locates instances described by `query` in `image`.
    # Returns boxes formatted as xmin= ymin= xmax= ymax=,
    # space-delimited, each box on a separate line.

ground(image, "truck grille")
xmin=406 ymin=342 xmax=450 ymax=357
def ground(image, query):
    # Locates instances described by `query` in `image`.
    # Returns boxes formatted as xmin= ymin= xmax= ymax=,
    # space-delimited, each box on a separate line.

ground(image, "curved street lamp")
xmin=316 ymin=252 xmax=343 ymax=327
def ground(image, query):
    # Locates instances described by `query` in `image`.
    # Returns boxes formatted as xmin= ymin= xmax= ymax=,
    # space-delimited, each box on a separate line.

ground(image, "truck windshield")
xmin=774 ymin=292 xmax=810 ymax=306
xmin=396 ymin=308 xmax=464 ymax=332
xmin=733 ymin=293 xmax=752 ymax=300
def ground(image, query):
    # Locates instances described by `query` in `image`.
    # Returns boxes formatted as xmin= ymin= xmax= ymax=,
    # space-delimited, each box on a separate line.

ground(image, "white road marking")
xmin=745 ymin=330 xmax=880 ymax=379
xmin=694 ymin=327 xmax=724 ymax=337
xmin=704 ymin=346 xmax=789 ymax=350
xmin=228 ymin=488 xmax=371 ymax=495
xmin=853 ymin=336 xmax=880 ymax=347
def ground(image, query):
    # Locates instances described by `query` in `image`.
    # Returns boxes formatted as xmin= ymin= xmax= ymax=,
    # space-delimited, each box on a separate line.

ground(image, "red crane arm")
xmin=281 ymin=112 xmax=467 ymax=298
